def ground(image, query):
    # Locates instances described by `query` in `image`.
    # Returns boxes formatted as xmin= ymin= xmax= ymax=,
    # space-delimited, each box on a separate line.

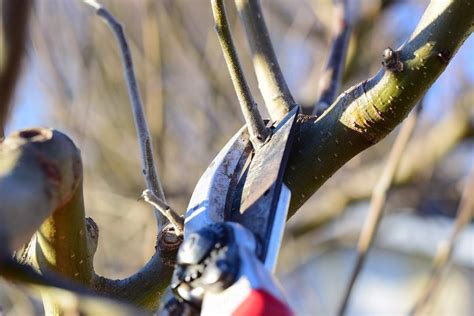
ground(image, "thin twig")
xmin=234 ymin=0 xmax=296 ymax=122
xmin=139 ymin=189 xmax=184 ymax=236
xmin=82 ymin=3 xmax=181 ymax=305
xmin=313 ymin=0 xmax=352 ymax=116
xmin=211 ymin=0 xmax=269 ymax=147
xmin=409 ymin=165 xmax=474 ymax=316
xmin=83 ymin=0 xmax=167 ymax=228
xmin=338 ymin=102 xmax=423 ymax=316
xmin=162 ymin=3 xmax=242 ymax=120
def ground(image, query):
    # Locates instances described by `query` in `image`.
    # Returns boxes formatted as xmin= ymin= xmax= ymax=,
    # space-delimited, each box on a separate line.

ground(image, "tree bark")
xmin=285 ymin=0 xmax=473 ymax=216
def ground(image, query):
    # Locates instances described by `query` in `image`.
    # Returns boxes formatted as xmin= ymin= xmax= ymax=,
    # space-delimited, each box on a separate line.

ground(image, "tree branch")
xmin=313 ymin=0 xmax=352 ymax=116
xmin=140 ymin=190 xmax=184 ymax=236
xmin=161 ymin=3 xmax=243 ymax=120
xmin=410 ymin=165 xmax=474 ymax=316
xmin=0 ymin=128 xmax=97 ymax=314
xmin=211 ymin=0 xmax=269 ymax=147
xmin=83 ymin=0 xmax=167 ymax=228
xmin=235 ymin=0 xmax=297 ymax=121
xmin=0 ymin=256 xmax=147 ymax=316
xmin=82 ymin=2 xmax=183 ymax=309
xmin=0 ymin=127 xmax=178 ymax=311
xmin=289 ymin=93 xmax=473 ymax=235
xmin=338 ymin=101 xmax=422 ymax=316
xmin=92 ymin=224 xmax=181 ymax=310
xmin=0 ymin=129 xmax=85 ymax=253
xmin=1 ymin=251 xmax=90 ymax=295
xmin=0 ymin=0 xmax=32 ymax=138
xmin=285 ymin=0 xmax=474 ymax=217
xmin=34 ymin=183 xmax=94 ymax=285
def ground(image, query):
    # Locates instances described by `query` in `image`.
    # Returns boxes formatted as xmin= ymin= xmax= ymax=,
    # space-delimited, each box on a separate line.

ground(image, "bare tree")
xmin=0 ymin=0 xmax=472 ymax=314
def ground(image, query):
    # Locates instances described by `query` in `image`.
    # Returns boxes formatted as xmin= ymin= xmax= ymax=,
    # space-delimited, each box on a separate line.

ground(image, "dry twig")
xmin=83 ymin=0 xmax=167 ymax=228
xmin=140 ymin=189 xmax=184 ymax=236
xmin=81 ymin=3 xmax=181 ymax=307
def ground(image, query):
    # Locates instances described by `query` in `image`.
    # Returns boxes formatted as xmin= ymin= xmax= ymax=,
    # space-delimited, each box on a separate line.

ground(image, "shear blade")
xmin=229 ymin=106 xmax=299 ymax=268
xmin=184 ymin=126 xmax=251 ymax=236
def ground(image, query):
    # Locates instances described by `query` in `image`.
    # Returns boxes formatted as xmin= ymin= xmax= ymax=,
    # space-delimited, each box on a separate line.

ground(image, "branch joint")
xmin=382 ymin=47 xmax=404 ymax=72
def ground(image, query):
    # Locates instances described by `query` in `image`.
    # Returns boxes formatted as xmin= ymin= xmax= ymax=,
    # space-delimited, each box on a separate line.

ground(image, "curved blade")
xmin=230 ymin=106 xmax=300 ymax=269
xmin=184 ymin=126 xmax=251 ymax=236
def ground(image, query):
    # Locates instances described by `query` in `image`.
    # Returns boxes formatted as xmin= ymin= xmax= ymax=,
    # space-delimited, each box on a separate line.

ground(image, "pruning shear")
xmin=160 ymin=106 xmax=299 ymax=316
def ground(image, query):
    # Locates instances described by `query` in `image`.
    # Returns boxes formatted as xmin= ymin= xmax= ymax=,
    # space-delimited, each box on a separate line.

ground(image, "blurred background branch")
xmin=410 ymin=165 xmax=474 ymax=316
xmin=313 ymin=0 xmax=352 ymax=116
xmin=339 ymin=100 xmax=423 ymax=315
xmin=0 ymin=0 xmax=31 ymax=139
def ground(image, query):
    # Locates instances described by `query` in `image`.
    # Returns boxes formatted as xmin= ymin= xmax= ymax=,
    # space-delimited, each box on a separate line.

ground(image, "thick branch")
xmin=289 ymin=94 xmax=472 ymax=235
xmin=0 ymin=128 xmax=97 ymax=314
xmin=0 ymin=256 xmax=147 ymax=316
xmin=1 ymin=141 xmax=97 ymax=312
xmin=1 ymin=255 xmax=90 ymax=295
xmin=211 ymin=0 xmax=269 ymax=146
xmin=313 ymin=0 xmax=352 ymax=116
xmin=92 ymin=225 xmax=181 ymax=310
xmin=235 ymin=0 xmax=296 ymax=121
xmin=285 ymin=0 xmax=474 ymax=216
xmin=0 ymin=129 xmax=84 ymax=252
xmin=34 ymin=183 xmax=94 ymax=286
xmin=0 ymin=0 xmax=32 ymax=138
xmin=1 ymin=127 xmax=179 ymax=311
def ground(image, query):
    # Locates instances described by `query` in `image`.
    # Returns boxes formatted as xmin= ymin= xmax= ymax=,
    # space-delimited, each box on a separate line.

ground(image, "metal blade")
xmin=264 ymin=184 xmax=290 ymax=271
xmin=184 ymin=126 xmax=251 ymax=236
xmin=229 ymin=106 xmax=299 ymax=266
